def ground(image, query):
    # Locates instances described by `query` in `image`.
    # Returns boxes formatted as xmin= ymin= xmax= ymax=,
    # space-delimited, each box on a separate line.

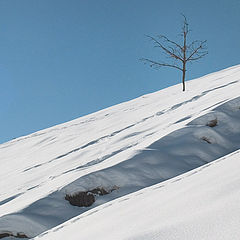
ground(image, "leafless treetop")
xmin=141 ymin=15 xmax=208 ymax=72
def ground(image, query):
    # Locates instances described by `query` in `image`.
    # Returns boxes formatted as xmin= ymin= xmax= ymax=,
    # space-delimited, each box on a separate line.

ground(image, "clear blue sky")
xmin=0 ymin=0 xmax=239 ymax=143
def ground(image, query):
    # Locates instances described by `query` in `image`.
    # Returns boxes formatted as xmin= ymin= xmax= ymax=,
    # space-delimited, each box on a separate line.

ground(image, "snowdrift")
xmin=36 ymin=149 xmax=240 ymax=240
xmin=0 ymin=65 xmax=240 ymax=239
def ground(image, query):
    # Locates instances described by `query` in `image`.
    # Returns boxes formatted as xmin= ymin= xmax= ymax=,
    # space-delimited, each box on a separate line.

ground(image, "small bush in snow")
xmin=0 ymin=232 xmax=28 ymax=239
xmin=206 ymin=118 xmax=218 ymax=127
xmin=65 ymin=191 xmax=95 ymax=207
xmin=65 ymin=186 xmax=119 ymax=207
xmin=201 ymin=136 xmax=212 ymax=144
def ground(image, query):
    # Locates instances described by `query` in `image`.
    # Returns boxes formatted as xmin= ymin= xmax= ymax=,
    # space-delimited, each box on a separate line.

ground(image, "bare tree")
xmin=141 ymin=15 xmax=208 ymax=91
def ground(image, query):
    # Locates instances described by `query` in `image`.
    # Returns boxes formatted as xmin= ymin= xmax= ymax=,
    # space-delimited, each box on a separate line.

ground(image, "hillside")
xmin=0 ymin=65 xmax=240 ymax=239
xmin=36 ymin=149 xmax=240 ymax=240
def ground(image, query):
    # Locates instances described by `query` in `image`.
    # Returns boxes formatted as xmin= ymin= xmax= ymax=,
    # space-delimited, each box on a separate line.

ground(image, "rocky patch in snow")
xmin=65 ymin=187 xmax=118 ymax=207
xmin=0 ymin=232 xmax=28 ymax=239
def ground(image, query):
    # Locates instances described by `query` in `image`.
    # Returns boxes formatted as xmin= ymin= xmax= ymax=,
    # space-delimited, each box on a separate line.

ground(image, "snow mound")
xmin=35 ymin=149 xmax=240 ymax=240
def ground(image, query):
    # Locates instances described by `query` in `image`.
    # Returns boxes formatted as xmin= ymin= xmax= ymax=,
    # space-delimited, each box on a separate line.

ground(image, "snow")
xmin=35 ymin=150 xmax=240 ymax=240
xmin=0 ymin=64 xmax=240 ymax=239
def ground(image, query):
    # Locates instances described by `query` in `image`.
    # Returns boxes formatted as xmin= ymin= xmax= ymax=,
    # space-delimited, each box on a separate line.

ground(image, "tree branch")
xmin=140 ymin=58 xmax=183 ymax=71
xmin=187 ymin=51 xmax=208 ymax=61
xmin=186 ymin=40 xmax=207 ymax=61
xmin=146 ymin=35 xmax=184 ymax=62
xmin=158 ymin=35 xmax=183 ymax=51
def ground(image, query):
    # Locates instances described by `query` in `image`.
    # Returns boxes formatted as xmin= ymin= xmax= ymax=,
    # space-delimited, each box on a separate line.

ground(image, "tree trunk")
xmin=182 ymin=63 xmax=186 ymax=91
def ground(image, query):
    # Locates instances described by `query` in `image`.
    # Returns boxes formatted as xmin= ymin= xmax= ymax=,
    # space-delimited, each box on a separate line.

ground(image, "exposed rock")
xmin=0 ymin=233 xmax=11 ymax=239
xmin=0 ymin=232 xmax=28 ymax=239
xmin=65 ymin=186 xmax=119 ymax=207
xmin=16 ymin=233 xmax=28 ymax=238
xmin=206 ymin=119 xmax=218 ymax=127
xmin=89 ymin=187 xmax=109 ymax=196
xmin=65 ymin=192 xmax=95 ymax=207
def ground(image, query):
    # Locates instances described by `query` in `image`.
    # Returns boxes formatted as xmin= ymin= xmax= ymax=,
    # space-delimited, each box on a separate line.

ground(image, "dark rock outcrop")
xmin=0 ymin=233 xmax=11 ymax=239
xmin=206 ymin=119 xmax=218 ymax=127
xmin=65 ymin=191 xmax=95 ymax=207
xmin=65 ymin=186 xmax=118 ymax=207
xmin=0 ymin=232 xmax=28 ymax=239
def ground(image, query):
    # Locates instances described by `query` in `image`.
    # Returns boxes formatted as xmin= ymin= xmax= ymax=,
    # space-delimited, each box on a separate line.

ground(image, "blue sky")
xmin=0 ymin=0 xmax=239 ymax=143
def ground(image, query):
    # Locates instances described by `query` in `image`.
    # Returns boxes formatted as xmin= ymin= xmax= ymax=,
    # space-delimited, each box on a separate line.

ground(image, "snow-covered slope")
xmin=35 ymin=149 xmax=240 ymax=240
xmin=0 ymin=65 xmax=240 ymax=239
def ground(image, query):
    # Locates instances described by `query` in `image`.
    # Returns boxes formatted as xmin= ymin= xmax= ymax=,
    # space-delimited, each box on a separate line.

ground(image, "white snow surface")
xmin=36 ymin=149 xmax=240 ymax=240
xmin=0 ymin=65 xmax=240 ymax=239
